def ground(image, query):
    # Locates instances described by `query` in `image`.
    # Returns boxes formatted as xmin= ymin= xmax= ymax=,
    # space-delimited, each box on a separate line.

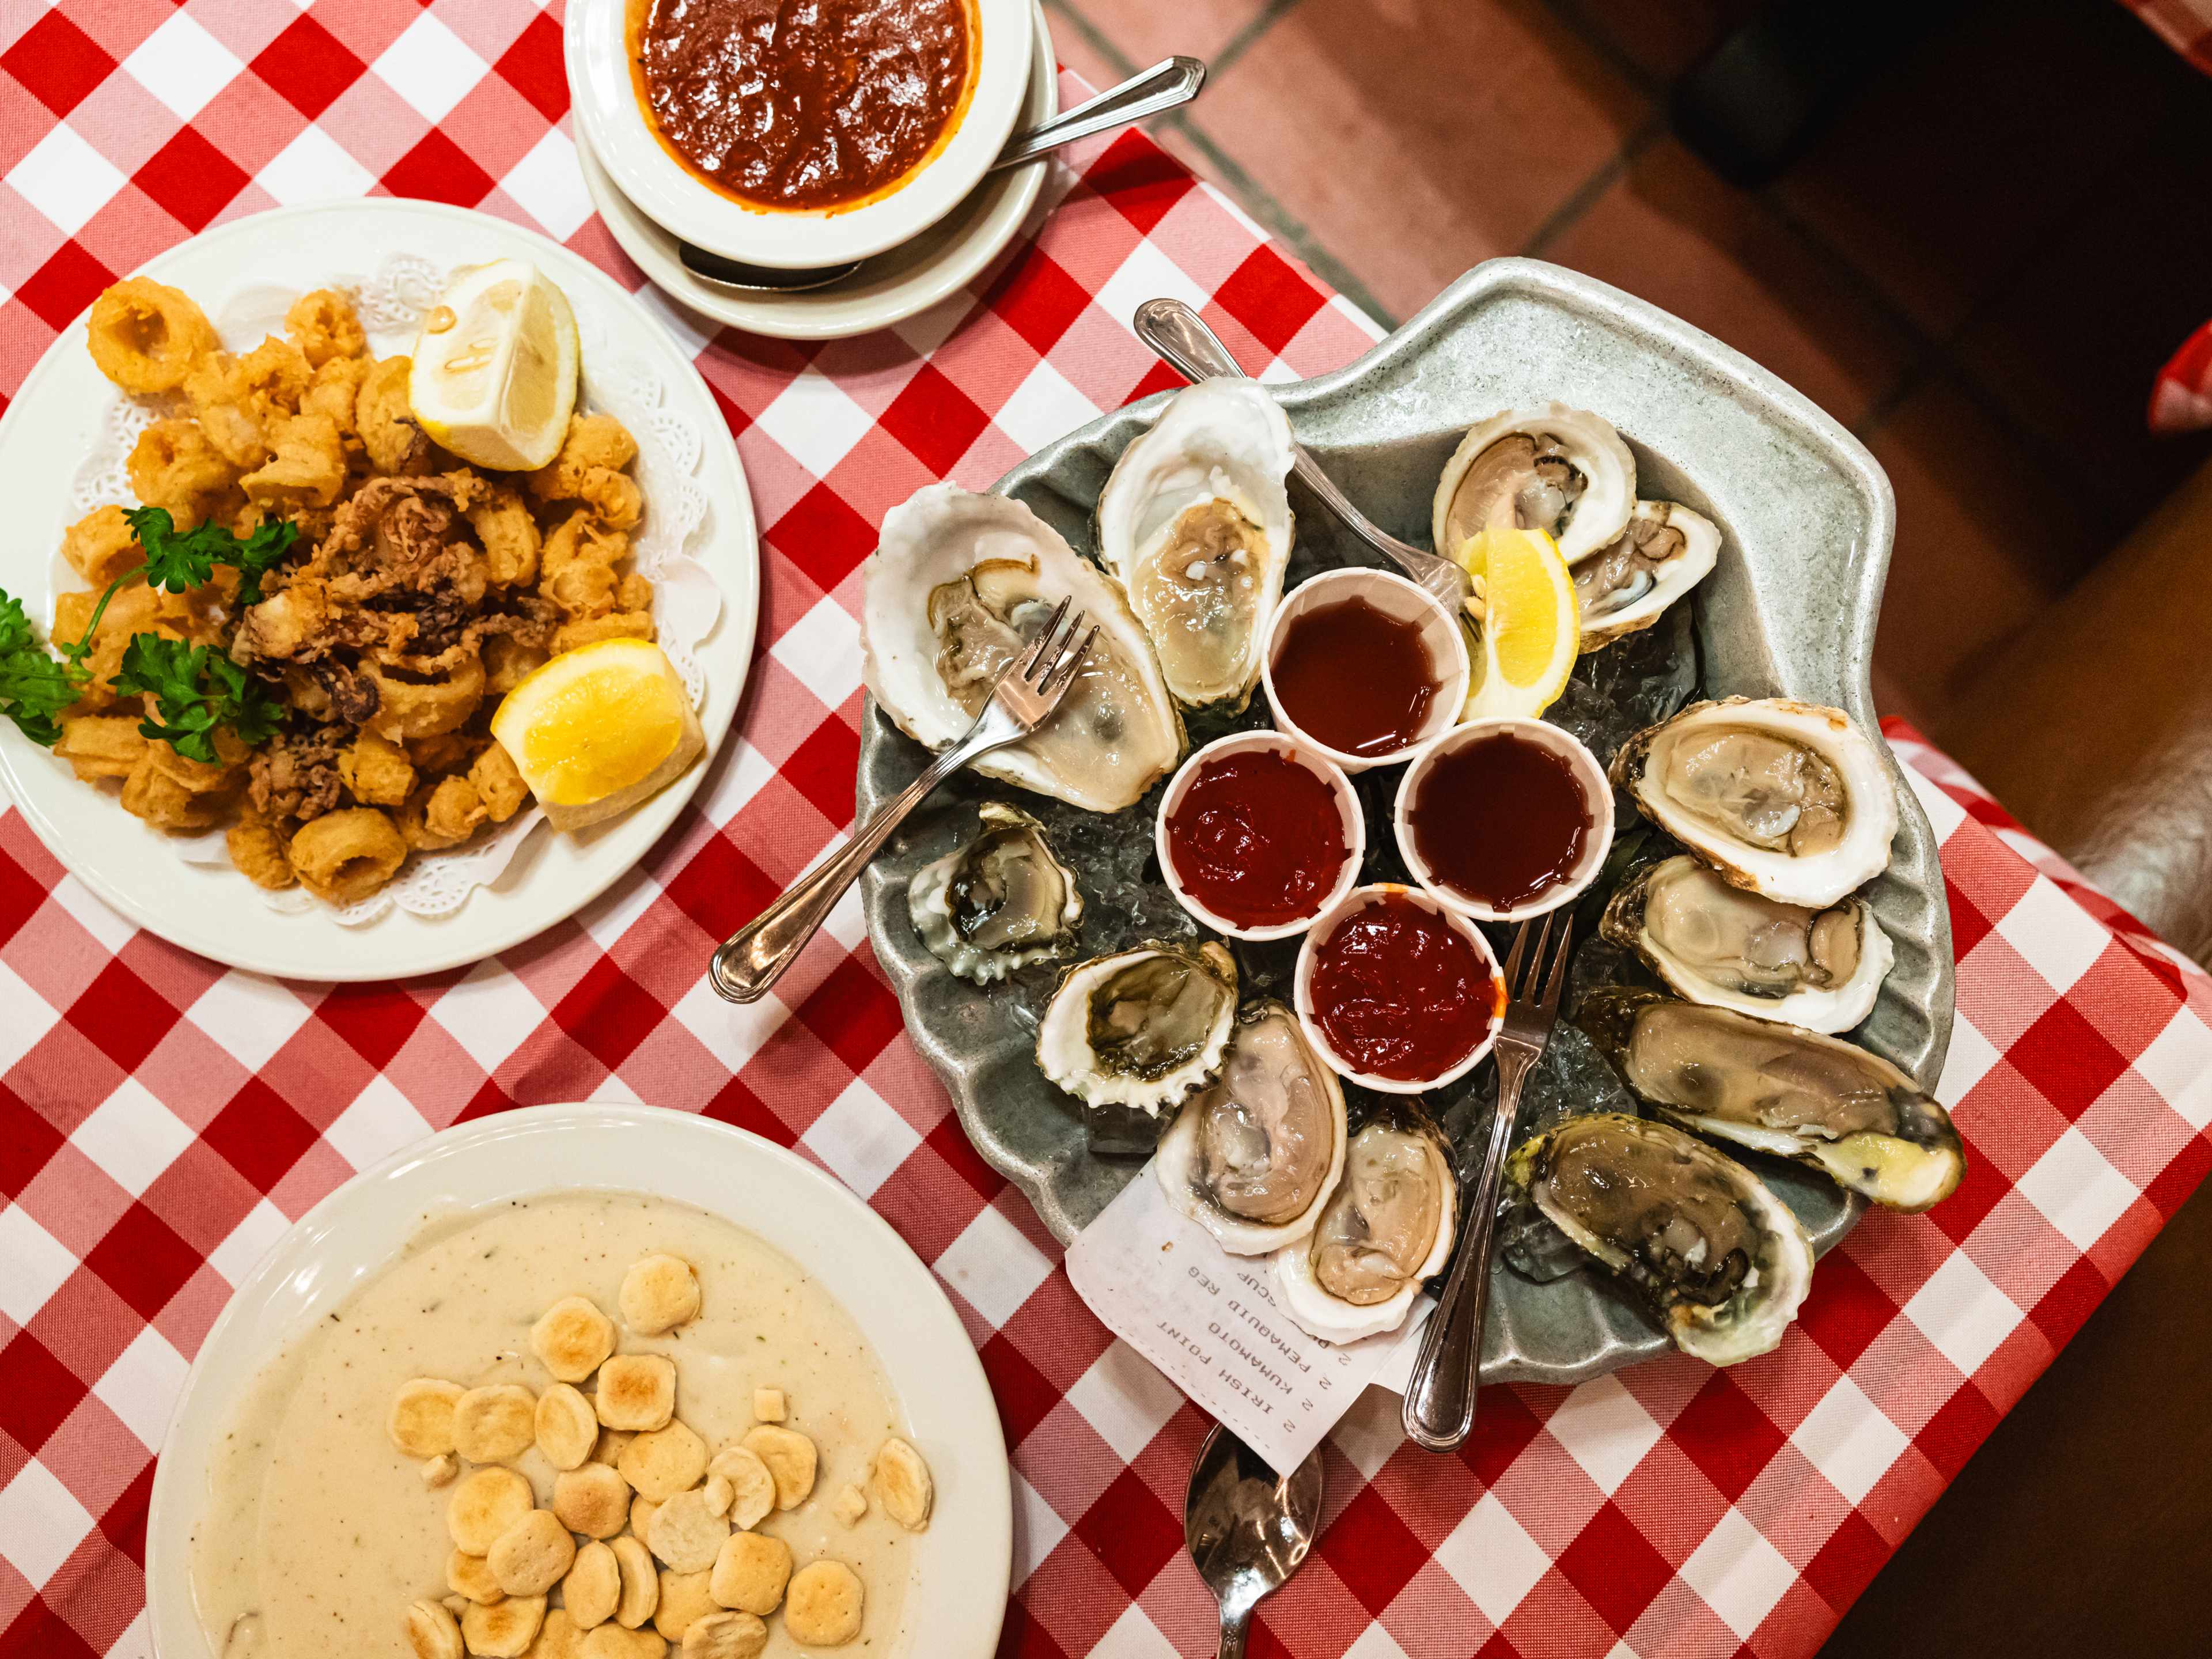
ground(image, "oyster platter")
xmin=857 ymin=263 xmax=1957 ymax=1384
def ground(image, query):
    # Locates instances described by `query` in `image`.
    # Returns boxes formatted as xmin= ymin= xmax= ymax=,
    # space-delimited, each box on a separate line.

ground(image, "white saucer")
xmin=579 ymin=4 xmax=1058 ymax=342
xmin=145 ymin=1104 xmax=1013 ymax=1659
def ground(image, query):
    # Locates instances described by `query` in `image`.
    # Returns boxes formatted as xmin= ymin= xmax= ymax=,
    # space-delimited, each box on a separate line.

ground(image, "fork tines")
xmin=1025 ymin=605 xmax=1095 ymax=694
xmin=1502 ymin=910 xmax=1576 ymax=1013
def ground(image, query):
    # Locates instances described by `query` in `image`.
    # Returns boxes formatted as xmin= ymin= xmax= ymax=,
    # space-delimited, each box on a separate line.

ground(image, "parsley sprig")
xmin=111 ymin=635 xmax=283 ymax=763
xmin=0 ymin=509 xmax=300 ymax=751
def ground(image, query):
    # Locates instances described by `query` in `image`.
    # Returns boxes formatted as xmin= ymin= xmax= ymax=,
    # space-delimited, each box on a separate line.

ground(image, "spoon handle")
xmin=1217 ymin=1609 xmax=1250 ymax=1659
xmin=1401 ymin=1044 xmax=1536 ymax=1450
xmin=990 ymin=56 xmax=1207 ymax=172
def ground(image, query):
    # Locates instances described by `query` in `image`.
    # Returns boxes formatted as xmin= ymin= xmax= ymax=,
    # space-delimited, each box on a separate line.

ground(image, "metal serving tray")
xmin=857 ymin=257 xmax=1953 ymax=1385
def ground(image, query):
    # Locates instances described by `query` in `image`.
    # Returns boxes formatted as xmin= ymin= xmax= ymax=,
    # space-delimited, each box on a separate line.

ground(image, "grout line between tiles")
xmin=1160 ymin=114 xmax=1402 ymax=332
xmin=1208 ymin=0 xmax=1308 ymax=79
xmin=1529 ymin=0 xmax=1669 ymax=99
xmin=1520 ymin=115 xmax=1665 ymax=259
xmin=1043 ymin=0 xmax=1138 ymax=81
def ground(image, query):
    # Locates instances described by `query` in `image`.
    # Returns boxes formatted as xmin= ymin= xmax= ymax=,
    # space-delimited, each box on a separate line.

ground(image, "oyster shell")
xmin=1431 ymin=403 xmax=1636 ymax=565
xmin=1575 ymin=501 xmax=1720 ymax=651
xmin=1274 ymin=1116 xmax=1457 ymax=1342
xmin=1096 ymin=381 xmax=1294 ymax=711
xmin=1155 ymin=1002 xmax=1347 ymax=1254
xmin=1505 ymin=1112 xmax=1813 ymax=1366
xmin=1578 ymin=988 xmax=1964 ymax=1211
xmin=1036 ymin=940 xmax=1237 ymax=1114
xmin=862 ymin=484 xmax=1184 ymax=813
xmin=1600 ymin=855 xmax=1892 ymax=1033
xmin=909 ymin=803 xmax=1084 ymax=984
xmin=1611 ymin=697 xmax=1899 ymax=907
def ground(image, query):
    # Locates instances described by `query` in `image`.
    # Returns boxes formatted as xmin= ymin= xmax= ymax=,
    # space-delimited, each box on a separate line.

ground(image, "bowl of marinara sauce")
xmin=1294 ymin=885 xmax=1504 ymax=1092
xmin=566 ymin=0 xmax=1035 ymax=268
xmin=1396 ymin=717 xmax=1614 ymax=923
xmin=1261 ymin=567 xmax=1470 ymax=773
xmin=1157 ymin=732 xmax=1365 ymax=941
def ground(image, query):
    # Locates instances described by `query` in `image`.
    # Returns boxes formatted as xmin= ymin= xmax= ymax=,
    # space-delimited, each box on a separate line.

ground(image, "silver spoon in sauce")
xmin=677 ymin=56 xmax=1207 ymax=294
xmin=1184 ymin=1422 xmax=1325 ymax=1659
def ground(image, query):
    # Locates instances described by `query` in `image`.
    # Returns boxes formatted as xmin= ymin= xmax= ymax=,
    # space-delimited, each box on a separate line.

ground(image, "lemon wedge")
xmin=409 ymin=259 xmax=578 ymax=472
xmin=490 ymin=639 xmax=702 ymax=832
xmin=1455 ymin=526 xmax=1580 ymax=719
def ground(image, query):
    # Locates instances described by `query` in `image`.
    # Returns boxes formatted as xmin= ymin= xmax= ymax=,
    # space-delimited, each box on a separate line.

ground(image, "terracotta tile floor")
xmin=1047 ymin=0 xmax=2212 ymax=757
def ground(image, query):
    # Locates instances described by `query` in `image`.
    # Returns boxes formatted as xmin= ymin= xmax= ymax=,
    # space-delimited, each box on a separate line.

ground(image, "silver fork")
xmin=1402 ymin=908 xmax=1578 ymax=1452
xmin=709 ymin=601 xmax=1097 ymax=1005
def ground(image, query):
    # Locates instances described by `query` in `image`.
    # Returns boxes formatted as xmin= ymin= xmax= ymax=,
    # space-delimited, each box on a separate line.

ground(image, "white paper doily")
xmin=68 ymin=252 xmax=724 ymax=926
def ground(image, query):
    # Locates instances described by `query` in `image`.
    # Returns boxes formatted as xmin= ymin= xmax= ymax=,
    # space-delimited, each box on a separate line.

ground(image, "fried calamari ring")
xmin=483 ymin=635 xmax=549 ymax=695
xmin=60 ymin=505 xmax=138 ymax=586
xmin=127 ymin=419 xmax=238 ymax=530
xmin=364 ymin=653 xmax=486 ymax=741
xmin=290 ymin=808 xmax=407 ymax=904
xmin=86 ymin=278 xmax=217 ymax=394
xmin=285 ymin=289 xmax=366 ymax=368
xmin=469 ymin=743 xmax=531 ymax=822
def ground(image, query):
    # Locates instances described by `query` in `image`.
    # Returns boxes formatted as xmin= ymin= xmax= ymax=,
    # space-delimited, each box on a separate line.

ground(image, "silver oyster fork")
xmin=1402 ymin=908 xmax=1578 ymax=1452
xmin=709 ymin=600 xmax=1097 ymax=1005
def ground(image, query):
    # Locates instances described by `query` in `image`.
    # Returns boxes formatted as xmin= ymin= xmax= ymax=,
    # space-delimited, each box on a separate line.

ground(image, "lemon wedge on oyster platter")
xmin=408 ymin=259 xmax=578 ymax=472
xmin=1455 ymin=524 xmax=1581 ymax=720
xmin=490 ymin=639 xmax=702 ymax=833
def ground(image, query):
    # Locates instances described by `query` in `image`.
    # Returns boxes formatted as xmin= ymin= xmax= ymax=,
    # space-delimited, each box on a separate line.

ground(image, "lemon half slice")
xmin=1456 ymin=526 xmax=1580 ymax=720
xmin=490 ymin=639 xmax=702 ymax=832
xmin=409 ymin=259 xmax=578 ymax=472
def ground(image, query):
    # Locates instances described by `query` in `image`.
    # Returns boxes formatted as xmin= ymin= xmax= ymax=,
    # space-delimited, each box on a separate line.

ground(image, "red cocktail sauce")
xmin=1306 ymin=891 xmax=1501 ymax=1081
xmin=1270 ymin=596 xmax=1440 ymax=757
xmin=1409 ymin=730 xmax=1593 ymax=909
xmin=1164 ymin=750 xmax=1348 ymax=929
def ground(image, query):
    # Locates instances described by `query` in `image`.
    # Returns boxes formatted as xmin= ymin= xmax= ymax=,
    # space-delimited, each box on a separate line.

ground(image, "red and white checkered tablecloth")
xmin=7 ymin=7 xmax=2212 ymax=1658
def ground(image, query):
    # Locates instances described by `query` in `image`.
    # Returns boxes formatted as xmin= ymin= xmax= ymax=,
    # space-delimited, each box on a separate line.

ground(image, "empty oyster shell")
xmin=1575 ymin=501 xmax=1719 ymax=650
xmin=1273 ymin=1116 xmax=1456 ymax=1342
xmin=1431 ymin=403 xmax=1636 ymax=565
xmin=908 ymin=803 xmax=1084 ymax=984
xmin=1611 ymin=697 xmax=1899 ymax=908
xmin=1578 ymin=987 xmax=1964 ymax=1211
xmin=1599 ymin=855 xmax=1892 ymax=1033
xmin=861 ymin=484 xmax=1184 ymax=813
xmin=1155 ymin=1002 xmax=1346 ymax=1254
xmin=1096 ymin=381 xmax=1295 ymax=711
xmin=1505 ymin=1112 xmax=1813 ymax=1366
xmin=1036 ymin=940 xmax=1237 ymax=1115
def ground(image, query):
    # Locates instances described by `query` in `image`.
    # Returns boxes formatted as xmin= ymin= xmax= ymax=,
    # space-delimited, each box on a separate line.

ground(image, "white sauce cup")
xmin=1293 ymin=882 xmax=1502 ymax=1093
xmin=1260 ymin=567 xmax=1470 ymax=773
xmin=1395 ymin=717 xmax=1615 ymax=923
xmin=1155 ymin=730 xmax=1365 ymax=942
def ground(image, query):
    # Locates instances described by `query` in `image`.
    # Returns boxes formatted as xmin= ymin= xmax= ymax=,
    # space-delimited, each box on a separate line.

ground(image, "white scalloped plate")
xmin=144 ymin=1105 xmax=1012 ymax=1659
xmin=0 ymin=200 xmax=759 ymax=981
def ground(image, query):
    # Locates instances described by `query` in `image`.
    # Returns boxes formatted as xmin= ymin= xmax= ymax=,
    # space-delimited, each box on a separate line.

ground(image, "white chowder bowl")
xmin=566 ymin=0 xmax=1034 ymax=269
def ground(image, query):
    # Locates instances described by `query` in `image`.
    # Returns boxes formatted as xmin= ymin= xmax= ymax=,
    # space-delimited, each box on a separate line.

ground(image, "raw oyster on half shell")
xmin=1036 ymin=940 xmax=1237 ymax=1115
xmin=1096 ymin=380 xmax=1295 ymax=711
xmin=1575 ymin=500 xmax=1720 ymax=650
xmin=1274 ymin=1116 xmax=1457 ymax=1342
xmin=909 ymin=803 xmax=1084 ymax=984
xmin=1577 ymin=988 xmax=1964 ymax=1211
xmin=1156 ymin=1002 xmax=1347 ymax=1254
xmin=1612 ymin=697 xmax=1899 ymax=908
xmin=1600 ymin=855 xmax=1892 ymax=1033
xmin=1505 ymin=1112 xmax=1813 ymax=1366
xmin=1431 ymin=402 xmax=1636 ymax=565
xmin=862 ymin=484 xmax=1184 ymax=813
